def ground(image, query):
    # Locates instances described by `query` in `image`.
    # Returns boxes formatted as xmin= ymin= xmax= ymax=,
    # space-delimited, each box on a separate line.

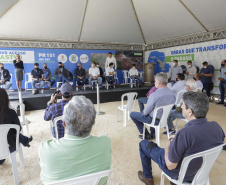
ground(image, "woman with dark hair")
xmin=0 ymin=88 xmax=32 ymax=165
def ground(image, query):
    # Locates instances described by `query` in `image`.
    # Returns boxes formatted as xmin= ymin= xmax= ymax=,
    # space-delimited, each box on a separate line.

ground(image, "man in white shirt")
xmin=129 ymin=64 xmax=142 ymax=87
xmin=105 ymin=62 xmax=115 ymax=88
xmin=185 ymin=61 xmax=197 ymax=80
xmin=168 ymin=60 xmax=183 ymax=86
xmin=105 ymin=52 xmax=117 ymax=70
xmin=170 ymin=73 xmax=185 ymax=96
xmin=89 ymin=62 xmax=102 ymax=89
xmin=195 ymin=73 xmax=203 ymax=91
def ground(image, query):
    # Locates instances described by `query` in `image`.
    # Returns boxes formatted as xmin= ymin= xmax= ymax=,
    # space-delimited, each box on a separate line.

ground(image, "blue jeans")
xmin=139 ymin=140 xmax=170 ymax=178
xmin=0 ymin=81 xmax=12 ymax=89
xmin=131 ymin=76 xmax=142 ymax=86
xmin=138 ymin=97 xmax=148 ymax=112
xmin=89 ymin=77 xmax=102 ymax=88
xmin=0 ymin=133 xmax=30 ymax=165
xmin=32 ymin=80 xmax=45 ymax=89
xmin=130 ymin=112 xmax=160 ymax=136
xmin=56 ymin=75 xmax=70 ymax=84
xmin=106 ymin=76 xmax=115 ymax=84
xmin=219 ymin=81 xmax=226 ymax=103
xmin=167 ymin=109 xmax=185 ymax=129
xmin=43 ymin=78 xmax=55 ymax=88
xmin=203 ymin=83 xmax=211 ymax=97
xmin=75 ymin=77 xmax=88 ymax=86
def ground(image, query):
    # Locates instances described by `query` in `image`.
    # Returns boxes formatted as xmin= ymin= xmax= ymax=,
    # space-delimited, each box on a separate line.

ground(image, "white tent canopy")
xmin=0 ymin=0 xmax=226 ymax=46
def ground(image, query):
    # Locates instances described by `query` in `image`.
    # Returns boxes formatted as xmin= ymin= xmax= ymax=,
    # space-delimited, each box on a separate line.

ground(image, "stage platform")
xmin=8 ymin=85 xmax=152 ymax=111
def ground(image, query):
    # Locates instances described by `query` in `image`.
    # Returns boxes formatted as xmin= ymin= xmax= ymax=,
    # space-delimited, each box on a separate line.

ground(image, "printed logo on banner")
xmin=58 ymin=54 xmax=67 ymax=63
xmin=80 ymin=54 xmax=89 ymax=63
xmin=0 ymin=50 xmax=34 ymax=63
xmin=69 ymin=54 xmax=78 ymax=63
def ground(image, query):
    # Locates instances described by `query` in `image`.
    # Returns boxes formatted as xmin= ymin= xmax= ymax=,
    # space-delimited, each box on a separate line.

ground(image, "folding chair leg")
xmin=25 ymin=118 xmax=30 ymax=136
xmin=18 ymin=146 xmax=25 ymax=168
xmin=128 ymin=111 xmax=131 ymax=120
xmin=156 ymin=127 xmax=160 ymax=146
xmin=123 ymin=110 xmax=127 ymax=127
xmin=10 ymin=152 xmax=19 ymax=185
xmin=143 ymin=124 xmax=146 ymax=140
xmin=160 ymin=172 xmax=165 ymax=185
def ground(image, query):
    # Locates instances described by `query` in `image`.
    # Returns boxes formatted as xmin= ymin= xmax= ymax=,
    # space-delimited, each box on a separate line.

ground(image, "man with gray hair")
xmin=130 ymin=73 xmax=175 ymax=140
xmin=39 ymin=96 xmax=111 ymax=184
xmin=164 ymin=79 xmax=198 ymax=135
xmin=138 ymin=92 xmax=225 ymax=185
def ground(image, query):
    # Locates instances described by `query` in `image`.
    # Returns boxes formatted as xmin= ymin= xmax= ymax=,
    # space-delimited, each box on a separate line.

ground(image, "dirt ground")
xmin=0 ymin=101 xmax=226 ymax=185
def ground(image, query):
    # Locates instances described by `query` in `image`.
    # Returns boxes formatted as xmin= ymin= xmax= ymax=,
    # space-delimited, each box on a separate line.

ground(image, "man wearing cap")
xmin=31 ymin=63 xmax=45 ymax=94
xmin=44 ymin=83 xmax=74 ymax=139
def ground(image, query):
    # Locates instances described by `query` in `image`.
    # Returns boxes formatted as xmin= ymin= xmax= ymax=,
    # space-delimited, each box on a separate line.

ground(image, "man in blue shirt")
xmin=31 ymin=63 xmax=45 ymax=94
xmin=130 ymin=73 xmax=175 ymax=140
xmin=168 ymin=60 xmax=183 ymax=86
xmin=137 ymin=92 xmax=225 ymax=185
xmin=42 ymin=63 xmax=55 ymax=87
xmin=217 ymin=60 xmax=226 ymax=106
xmin=200 ymin=61 xmax=214 ymax=97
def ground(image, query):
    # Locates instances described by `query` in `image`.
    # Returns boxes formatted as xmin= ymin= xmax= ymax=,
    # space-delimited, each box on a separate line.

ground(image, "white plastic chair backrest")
xmin=122 ymin=70 xmax=129 ymax=78
xmin=25 ymin=73 xmax=32 ymax=83
xmin=10 ymin=102 xmax=25 ymax=127
xmin=150 ymin=104 xmax=174 ymax=128
xmin=175 ymin=89 xmax=186 ymax=107
xmin=52 ymin=116 xmax=63 ymax=140
xmin=0 ymin=124 xmax=20 ymax=160
xmin=114 ymin=71 xmax=118 ymax=78
xmin=177 ymin=143 xmax=225 ymax=185
xmin=46 ymin=169 xmax=112 ymax=185
xmin=10 ymin=74 xmax=13 ymax=83
xmin=121 ymin=92 xmax=138 ymax=112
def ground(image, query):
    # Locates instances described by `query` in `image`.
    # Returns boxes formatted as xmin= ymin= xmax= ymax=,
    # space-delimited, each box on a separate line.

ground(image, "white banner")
xmin=0 ymin=50 xmax=35 ymax=63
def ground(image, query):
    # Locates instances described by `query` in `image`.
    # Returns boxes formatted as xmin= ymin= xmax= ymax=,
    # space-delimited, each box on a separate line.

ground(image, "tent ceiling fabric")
xmin=181 ymin=0 xmax=226 ymax=31
xmin=0 ymin=0 xmax=226 ymax=46
xmin=0 ymin=0 xmax=85 ymax=41
xmin=0 ymin=0 xmax=17 ymax=18
xmin=80 ymin=0 xmax=144 ymax=44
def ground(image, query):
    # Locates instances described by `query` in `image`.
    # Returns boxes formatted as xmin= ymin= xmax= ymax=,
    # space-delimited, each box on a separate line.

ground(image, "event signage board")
xmin=145 ymin=38 xmax=226 ymax=94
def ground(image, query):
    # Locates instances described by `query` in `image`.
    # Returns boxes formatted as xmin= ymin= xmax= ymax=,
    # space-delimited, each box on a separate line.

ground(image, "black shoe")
xmin=217 ymin=102 xmax=224 ymax=104
xmin=223 ymin=145 xmax=226 ymax=151
xmin=224 ymin=104 xmax=226 ymax=107
xmin=138 ymin=134 xmax=155 ymax=140
xmin=27 ymin=136 xmax=33 ymax=147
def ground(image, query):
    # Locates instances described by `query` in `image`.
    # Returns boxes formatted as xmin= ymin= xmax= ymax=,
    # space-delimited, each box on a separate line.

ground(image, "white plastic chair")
xmin=10 ymin=101 xmax=30 ymax=136
xmin=174 ymin=89 xmax=188 ymax=133
xmin=46 ymin=169 xmax=112 ymax=185
xmin=143 ymin=104 xmax=174 ymax=146
xmin=122 ymin=70 xmax=129 ymax=84
xmin=117 ymin=92 xmax=138 ymax=127
xmin=114 ymin=72 xmax=119 ymax=84
xmin=25 ymin=73 xmax=44 ymax=93
xmin=160 ymin=143 xmax=226 ymax=185
xmin=0 ymin=74 xmax=12 ymax=89
xmin=0 ymin=124 xmax=25 ymax=185
xmin=50 ymin=116 xmax=63 ymax=140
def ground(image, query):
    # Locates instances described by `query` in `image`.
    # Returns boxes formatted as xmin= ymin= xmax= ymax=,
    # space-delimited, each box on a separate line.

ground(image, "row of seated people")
xmin=1 ymin=77 xmax=225 ymax=185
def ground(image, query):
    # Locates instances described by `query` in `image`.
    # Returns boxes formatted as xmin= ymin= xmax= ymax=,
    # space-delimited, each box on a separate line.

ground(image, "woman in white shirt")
xmin=105 ymin=63 xmax=115 ymax=88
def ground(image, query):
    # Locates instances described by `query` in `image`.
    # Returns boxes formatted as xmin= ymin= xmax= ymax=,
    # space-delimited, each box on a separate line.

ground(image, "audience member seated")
xmin=200 ymin=61 xmax=214 ymax=97
xmin=54 ymin=62 xmax=70 ymax=86
xmin=130 ymin=73 xmax=175 ymax=140
xmin=0 ymin=63 xmax=12 ymax=89
xmin=89 ymin=61 xmax=102 ymax=89
xmin=170 ymin=73 xmax=185 ymax=96
xmin=44 ymin=83 xmax=73 ymax=139
xmin=74 ymin=62 xmax=88 ymax=88
xmin=137 ymin=91 xmax=225 ymax=185
xmin=129 ymin=64 xmax=142 ymax=87
xmin=105 ymin=62 xmax=115 ymax=88
xmin=0 ymin=88 xmax=32 ymax=165
xmin=138 ymin=86 xmax=158 ymax=112
xmin=63 ymin=64 xmax=73 ymax=82
xmin=168 ymin=60 xmax=183 ymax=86
xmin=217 ymin=59 xmax=226 ymax=106
xmin=42 ymin=63 xmax=55 ymax=87
xmin=164 ymin=79 xmax=198 ymax=135
xmin=31 ymin=63 xmax=45 ymax=95
xmin=39 ymin=96 xmax=111 ymax=184
xmin=194 ymin=73 xmax=203 ymax=90
xmin=96 ymin=62 xmax=105 ymax=82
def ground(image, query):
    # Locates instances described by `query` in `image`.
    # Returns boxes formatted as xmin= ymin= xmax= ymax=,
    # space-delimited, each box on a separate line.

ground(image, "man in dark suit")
xmin=0 ymin=63 xmax=12 ymax=89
